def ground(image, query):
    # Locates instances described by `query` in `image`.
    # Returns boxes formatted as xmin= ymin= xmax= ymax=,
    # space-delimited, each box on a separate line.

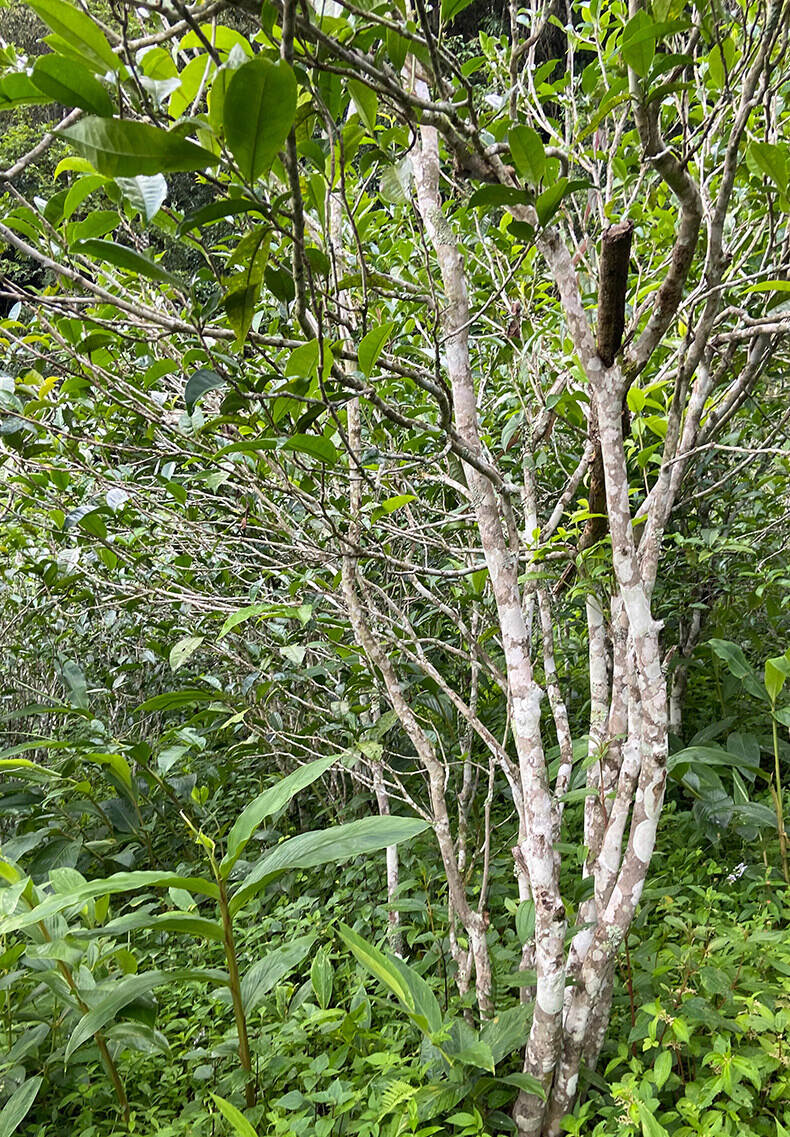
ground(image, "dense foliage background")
xmin=1 ymin=0 xmax=789 ymax=1135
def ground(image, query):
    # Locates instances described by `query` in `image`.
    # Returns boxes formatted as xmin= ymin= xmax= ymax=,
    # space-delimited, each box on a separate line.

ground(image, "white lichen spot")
xmin=633 ymin=819 xmax=654 ymax=862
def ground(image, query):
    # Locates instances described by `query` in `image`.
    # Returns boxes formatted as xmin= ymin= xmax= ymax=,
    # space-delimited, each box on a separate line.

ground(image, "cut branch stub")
xmin=596 ymin=219 xmax=634 ymax=368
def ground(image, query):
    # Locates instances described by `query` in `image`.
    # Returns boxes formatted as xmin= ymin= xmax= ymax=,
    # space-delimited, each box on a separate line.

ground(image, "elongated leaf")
xmin=221 ymin=754 xmax=336 ymax=874
xmin=73 ymin=909 xmax=224 ymax=942
xmin=136 ymin=688 xmax=219 ymax=712
xmin=281 ymin=434 xmax=338 ymax=464
xmin=358 ymin=322 xmax=394 ymax=376
xmin=66 ymin=968 xmax=228 ymax=1060
xmin=0 ymin=1077 xmax=42 ymax=1137
xmin=480 ymin=1003 xmax=534 ymax=1065
xmin=223 ymin=57 xmax=296 ymax=182
xmin=231 ymin=815 xmax=428 ymax=914
xmin=218 ymin=602 xmax=301 ymax=639
xmin=210 ymin=1094 xmax=257 ymax=1137
xmin=115 ymin=174 xmax=168 ymax=221
xmin=185 ymin=368 xmax=224 ymax=415
xmin=29 ymin=0 xmax=120 ymax=73
xmin=32 ymin=54 xmax=113 ymax=115
xmin=708 ymin=639 xmax=769 ymax=701
xmin=0 ymin=73 xmax=53 ymax=111
xmin=339 ymin=922 xmax=443 ymax=1035
xmin=63 ymin=117 xmax=215 ymax=177
xmin=170 ymin=635 xmax=204 ymax=672
xmin=502 ymin=1072 xmax=545 ymax=1098
xmin=179 ymin=198 xmax=266 ymax=233
xmin=441 ymin=0 xmax=475 ymax=21
xmin=241 ymin=933 xmax=316 ymax=1011
xmin=509 ymin=125 xmax=545 ymax=186
xmin=0 ymin=870 xmax=219 ymax=933
xmin=72 ymin=238 xmax=181 ymax=286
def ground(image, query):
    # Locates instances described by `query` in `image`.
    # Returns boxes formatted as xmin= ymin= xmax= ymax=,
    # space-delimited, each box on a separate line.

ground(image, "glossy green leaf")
xmin=63 ymin=117 xmax=215 ymax=177
xmin=32 ymin=54 xmax=113 ymax=115
xmin=66 ymin=968 xmax=228 ymax=1060
xmin=509 ymin=125 xmax=546 ymax=186
xmin=281 ymin=434 xmax=338 ymax=465
xmin=217 ymin=602 xmax=301 ymax=639
xmin=348 ymin=79 xmax=377 ymax=134
xmin=28 ymin=0 xmax=120 ymax=74
xmin=210 ymin=1094 xmax=257 ymax=1137
xmin=338 ymin=922 xmax=442 ymax=1035
xmin=0 ymin=1077 xmax=43 ymax=1137
xmin=224 ymin=227 xmax=270 ymax=345
xmin=73 ymin=239 xmax=181 ymax=286
xmin=765 ymin=653 xmax=790 ymax=703
xmin=115 ymin=174 xmax=168 ymax=221
xmin=231 ymin=815 xmax=429 ymax=914
xmin=621 ymin=11 xmax=657 ymax=78
xmin=221 ymin=754 xmax=336 ymax=874
xmin=310 ymin=947 xmax=334 ymax=1009
xmin=223 ymin=57 xmax=297 ymax=182
xmin=241 ymin=934 xmax=316 ymax=1012
xmin=441 ymin=0 xmax=476 ymax=22
xmin=185 ymin=369 xmax=224 ymax=415
xmin=0 ymin=871 xmax=220 ymax=933
xmin=358 ymin=322 xmax=394 ymax=377
xmin=0 ymin=72 xmax=54 ymax=111
xmin=502 ymin=1072 xmax=545 ymax=1098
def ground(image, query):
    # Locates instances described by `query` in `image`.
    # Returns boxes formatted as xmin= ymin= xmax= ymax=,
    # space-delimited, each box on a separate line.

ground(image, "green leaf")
xmin=0 ymin=871 xmax=220 ymax=933
xmin=241 ymin=934 xmax=316 ymax=1012
xmin=185 ymin=369 xmax=224 ymax=415
xmin=638 ymin=1103 xmax=670 ymax=1137
xmin=536 ymin=178 xmax=569 ymax=226
xmin=284 ymin=339 xmax=320 ymax=378
xmin=223 ymin=57 xmax=297 ymax=182
xmin=281 ymin=434 xmax=338 ymax=464
xmin=311 ymin=947 xmax=334 ymax=1009
xmin=170 ymin=636 xmax=204 ymax=672
xmin=32 ymin=54 xmax=114 ymax=115
xmin=28 ymin=0 xmax=120 ymax=74
xmin=210 ymin=1094 xmax=257 ymax=1137
xmin=231 ymin=815 xmax=429 ymax=914
xmin=516 ymin=898 xmax=536 ymax=944
xmin=73 ymin=239 xmax=181 ymax=287
xmin=77 ymin=909 xmax=224 ymax=942
xmin=358 ymin=322 xmax=394 ymax=376
xmin=115 ymin=174 xmax=168 ymax=221
xmin=708 ymin=639 xmax=769 ymax=702
xmin=0 ymin=73 xmax=53 ymax=111
xmin=748 ymin=141 xmax=788 ymax=194
xmin=469 ymin=184 xmax=532 ymax=209
xmin=224 ymin=228 xmax=270 ymax=345
xmin=509 ymin=125 xmax=546 ymax=186
xmin=454 ymin=1041 xmax=495 ymax=1072
xmin=348 ymin=79 xmax=378 ymax=134
xmin=338 ymin=922 xmax=443 ymax=1035
xmin=221 ymin=755 xmax=336 ymax=874
xmin=501 ymin=1072 xmax=545 ymax=1098
xmin=66 ymin=969 xmax=228 ymax=1061
xmin=621 ymin=11 xmax=657 ymax=78
xmin=0 ymin=1077 xmax=43 ymax=1137
xmin=136 ymin=688 xmax=219 ymax=712
xmin=654 ymin=1047 xmax=672 ymax=1088
xmin=480 ymin=1004 xmax=534 ymax=1065
xmin=218 ymin=602 xmax=302 ymax=639
xmin=179 ymin=198 xmax=266 ymax=234
xmin=765 ymin=653 xmax=790 ymax=703
xmin=62 ymin=117 xmax=215 ymax=177
xmin=441 ymin=0 xmax=476 ymax=22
